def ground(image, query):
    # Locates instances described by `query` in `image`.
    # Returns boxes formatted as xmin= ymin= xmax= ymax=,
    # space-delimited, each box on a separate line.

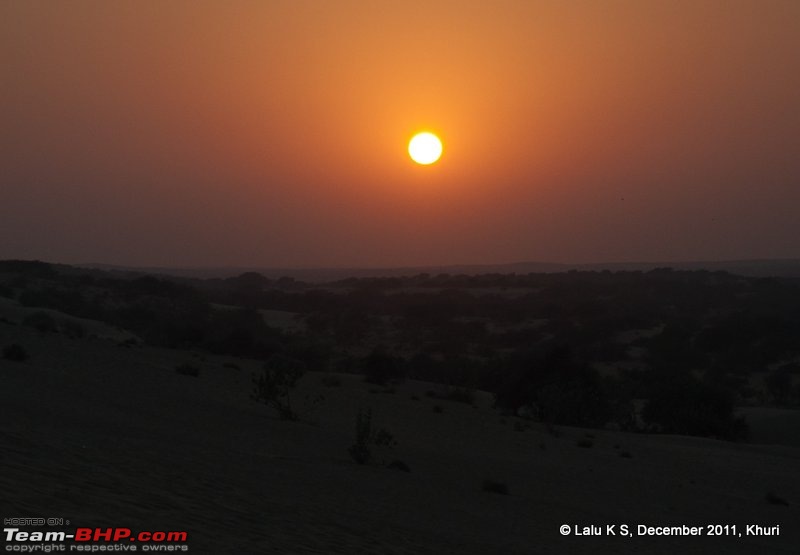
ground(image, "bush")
xmin=22 ymin=311 xmax=58 ymax=333
xmin=348 ymin=408 xmax=396 ymax=465
xmin=387 ymin=459 xmax=411 ymax=472
xmin=61 ymin=320 xmax=86 ymax=339
xmin=445 ymin=387 xmax=475 ymax=405
xmin=576 ymin=438 xmax=594 ymax=448
xmin=765 ymin=491 xmax=789 ymax=506
xmin=642 ymin=373 xmax=748 ymax=440
xmin=117 ymin=337 xmax=140 ymax=348
xmin=3 ymin=343 xmax=29 ymax=362
xmin=765 ymin=366 xmax=794 ymax=406
xmin=362 ymin=348 xmax=405 ymax=385
xmin=175 ymin=362 xmax=200 ymax=377
xmin=0 ymin=283 xmax=14 ymax=298
xmin=493 ymin=346 xmax=612 ymax=428
xmin=426 ymin=386 xmax=476 ymax=405
xmin=251 ymin=354 xmax=306 ymax=420
xmin=349 ymin=409 xmax=373 ymax=464
xmin=482 ymin=480 xmax=509 ymax=495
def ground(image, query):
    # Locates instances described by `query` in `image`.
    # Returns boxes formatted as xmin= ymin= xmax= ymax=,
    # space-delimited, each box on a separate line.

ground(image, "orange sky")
xmin=2 ymin=1 xmax=799 ymax=268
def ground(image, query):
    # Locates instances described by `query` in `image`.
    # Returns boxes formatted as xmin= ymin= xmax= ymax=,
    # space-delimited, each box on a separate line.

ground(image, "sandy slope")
xmin=2 ymin=320 xmax=798 ymax=554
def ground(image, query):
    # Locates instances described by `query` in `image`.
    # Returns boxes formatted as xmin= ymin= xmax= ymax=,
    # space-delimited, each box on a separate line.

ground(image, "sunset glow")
xmin=1 ymin=1 xmax=799 ymax=268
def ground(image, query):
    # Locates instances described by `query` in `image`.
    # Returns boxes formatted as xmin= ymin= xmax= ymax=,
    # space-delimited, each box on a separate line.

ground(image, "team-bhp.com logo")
xmin=4 ymin=527 xmax=189 ymax=551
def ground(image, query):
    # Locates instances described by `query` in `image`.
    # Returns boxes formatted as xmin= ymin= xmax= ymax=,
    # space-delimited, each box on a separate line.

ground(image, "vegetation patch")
xmin=387 ymin=459 xmax=411 ymax=472
xmin=348 ymin=407 xmax=396 ymax=465
xmin=4 ymin=261 xmax=799 ymax=443
xmin=22 ymin=311 xmax=58 ymax=333
xmin=251 ymin=354 xmax=306 ymax=420
xmin=765 ymin=491 xmax=789 ymax=506
xmin=175 ymin=362 xmax=200 ymax=377
xmin=642 ymin=372 xmax=748 ymax=441
xmin=482 ymin=480 xmax=509 ymax=495
xmin=2 ymin=343 xmax=29 ymax=362
xmin=362 ymin=347 xmax=406 ymax=385
xmin=426 ymin=386 xmax=476 ymax=406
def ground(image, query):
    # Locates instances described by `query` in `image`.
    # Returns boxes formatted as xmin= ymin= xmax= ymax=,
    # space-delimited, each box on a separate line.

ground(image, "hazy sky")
xmin=2 ymin=1 xmax=799 ymax=268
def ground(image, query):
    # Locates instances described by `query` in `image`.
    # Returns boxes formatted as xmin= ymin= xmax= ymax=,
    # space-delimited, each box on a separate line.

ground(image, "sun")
xmin=408 ymin=132 xmax=442 ymax=165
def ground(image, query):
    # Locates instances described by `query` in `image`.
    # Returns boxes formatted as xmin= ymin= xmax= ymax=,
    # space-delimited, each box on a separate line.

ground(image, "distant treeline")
xmin=3 ymin=260 xmax=800 ymax=440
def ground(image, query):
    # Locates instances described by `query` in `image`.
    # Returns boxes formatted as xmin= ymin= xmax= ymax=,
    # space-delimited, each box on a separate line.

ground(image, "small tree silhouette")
xmin=251 ymin=354 xmax=306 ymax=420
xmin=348 ymin=407 xmax=396 ymax=465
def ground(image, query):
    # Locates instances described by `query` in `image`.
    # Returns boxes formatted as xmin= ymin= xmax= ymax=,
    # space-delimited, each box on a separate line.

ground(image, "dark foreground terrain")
xmin=2 ymin=261 xmax=799 ymax=553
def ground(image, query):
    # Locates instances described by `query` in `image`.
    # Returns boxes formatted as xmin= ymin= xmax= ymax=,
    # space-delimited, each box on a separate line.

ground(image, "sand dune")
xmin=2 ymin=320 xmax=798 ymax=553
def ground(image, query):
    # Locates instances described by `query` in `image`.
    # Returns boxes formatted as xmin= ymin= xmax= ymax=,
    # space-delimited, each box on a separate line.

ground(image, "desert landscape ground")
xmin=2 ymin=263 xmax=798 ymax=554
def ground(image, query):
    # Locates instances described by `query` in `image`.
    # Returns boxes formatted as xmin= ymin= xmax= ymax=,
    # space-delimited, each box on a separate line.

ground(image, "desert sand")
xmin=2 ymin=313 xmax=798 ymax=554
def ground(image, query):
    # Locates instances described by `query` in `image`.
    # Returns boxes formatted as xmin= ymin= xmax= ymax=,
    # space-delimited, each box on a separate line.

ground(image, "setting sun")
xmin=408 ymin=132 xmax=443 ymax=165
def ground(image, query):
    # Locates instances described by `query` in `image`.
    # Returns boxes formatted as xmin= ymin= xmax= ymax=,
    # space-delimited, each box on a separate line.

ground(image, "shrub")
xmin=765 ymin=491 xmax=789 ymax=506
xmin=22 ymin=311 xmax=58 ymax=333
xmin=348 ymin=408 xmax=396 ymax=465
xmin=175 ymin=362 xmax=200 ymax=377
xmin=433 ymin=405 xmax=443 ymax=414
xmin=642 ymin=373 xmax=748 ymax=440
xmin=349 ymin=408 xmax=373 ymax=464
xmin=576 ymin=438 xmax=594 ymax=448
xmin=0 ymin=283 xmax=14 ymax=298
xmin=61 ymin=320 xmax=86 ymax=339
xmin=765 ymin=366 xmax=794 ymax=406
xmin=426 ymin=386 xmax=476 ymax=405
xmin=493 ymin=346 xmax=612 ymax=428
xmin=482 ymin=480 xmax=509 ymax=495
xmin=447 ymin=387 xmax=475 ymax=404
xmin=362 ymin=348 xmax=405 ymax=385
xmin=545 ymin=422 xmax=561 ymax=437
xmin=117 ymin=337 xmax=140 ymax=348
xmin=251 ymin=354 xmax=306 ymax=420
xmin=3 ymin=343 xmax=29 ymax=362
xmin=388 ymin=459 xmax=411 ymax=472
xmin=321 ymin=374 xmax=341 ymax=387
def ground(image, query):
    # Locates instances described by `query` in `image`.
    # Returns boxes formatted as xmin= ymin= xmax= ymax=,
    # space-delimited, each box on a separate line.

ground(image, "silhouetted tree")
xmin=642 ymin=373 xmax=747 ymax=440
